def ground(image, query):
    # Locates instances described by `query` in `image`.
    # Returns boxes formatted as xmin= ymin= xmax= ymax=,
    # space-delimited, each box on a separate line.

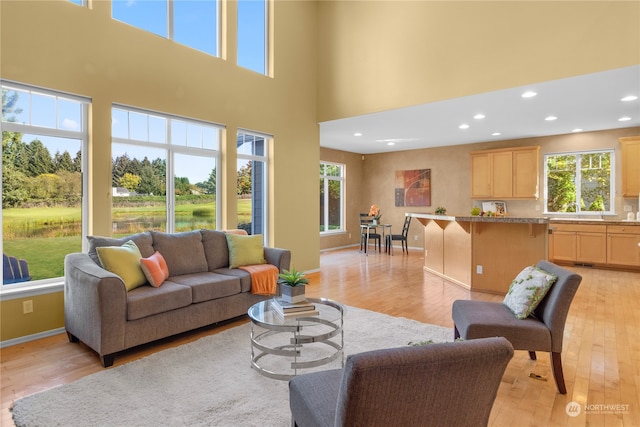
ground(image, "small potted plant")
xmin=278 ymin=268 xmax=309 ymax=303
xmin=435 ymin=206 xmax=447 ymax=215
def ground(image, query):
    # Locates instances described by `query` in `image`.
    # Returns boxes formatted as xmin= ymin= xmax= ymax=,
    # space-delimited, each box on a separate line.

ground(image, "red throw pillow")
xmin=140 ymin=251 xmax=170 ymax=287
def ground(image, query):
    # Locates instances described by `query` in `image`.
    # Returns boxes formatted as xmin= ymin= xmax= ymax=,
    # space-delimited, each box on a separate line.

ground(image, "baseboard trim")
xmin=1 ymin=327 xmax=65 ymax=348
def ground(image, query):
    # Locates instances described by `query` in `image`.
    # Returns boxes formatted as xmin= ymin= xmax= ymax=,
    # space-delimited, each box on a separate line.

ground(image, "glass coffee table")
xmin=247 ymin=297 xmax=344 ymax=380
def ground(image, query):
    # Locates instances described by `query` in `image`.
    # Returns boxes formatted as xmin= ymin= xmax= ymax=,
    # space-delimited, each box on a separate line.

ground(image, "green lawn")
xmin=3 ymin=199 xmax=255 ymax=281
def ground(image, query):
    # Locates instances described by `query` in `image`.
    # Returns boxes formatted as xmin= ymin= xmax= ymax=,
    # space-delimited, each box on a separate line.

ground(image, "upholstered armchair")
xmin=452 ymin=260 xmax=582 ymax=394
xmin=289 ymin=337 xmax=514 ymax=427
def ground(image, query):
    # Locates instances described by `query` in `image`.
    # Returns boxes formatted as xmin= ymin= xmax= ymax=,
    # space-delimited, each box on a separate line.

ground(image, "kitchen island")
xmin=407 ymin=213 xmax=549 ymax=294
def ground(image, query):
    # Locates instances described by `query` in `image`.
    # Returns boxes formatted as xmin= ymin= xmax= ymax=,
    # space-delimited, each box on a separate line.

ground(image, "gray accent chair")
xmin=452 ymin=260 xmax=582 ymax=394
xmin=289 ymin=337 xmax=514 ymax=427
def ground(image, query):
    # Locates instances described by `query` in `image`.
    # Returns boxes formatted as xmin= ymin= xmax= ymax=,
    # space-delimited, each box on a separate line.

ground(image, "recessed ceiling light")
xmin=621 ymin=95 xmax=638 ymax=102
xmin=522 ymin=91 xmax=537 ymax=98
xmin=353 ymin=132 xmax=363 ymax=137
xmin=545 ymin=116 xmax=557 ymax=121
xmin=572 ymin=128 xmax=583 ymax=133
xmin=386 ymin=142 xmax=396 ymax=146
xmin=459 ymin=124 xmax=470 ymax=129
xmin=473 ymin=114 xmax=485 ymax=120
xmin=618 ymin=116 xmax=632 ymax=122
xmin=491 ymin=132 xmax=501 ymax=136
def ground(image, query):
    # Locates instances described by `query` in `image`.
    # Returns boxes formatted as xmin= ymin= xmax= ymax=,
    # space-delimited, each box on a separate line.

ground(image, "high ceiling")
xmin=319 ymin=65 xmax=640 ymax=155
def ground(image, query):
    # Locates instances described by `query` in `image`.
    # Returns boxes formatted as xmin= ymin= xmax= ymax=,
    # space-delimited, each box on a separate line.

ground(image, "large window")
xmin=2 ymin=82 xmax=88 ymax=287
xmin=320 ymin=162 xmax=344 ymax=233
xmin=112 ymin=0 xmax=219 ymax=57
xmin=112 ymin=106 xmax=220 ymax=236
xmin=237 ymin=0 xmax=268 ymax=74
xmin=237 ymin=132 xmax=269 ymax=241
xmin=545 ymin=150 xmax=614 ymax=215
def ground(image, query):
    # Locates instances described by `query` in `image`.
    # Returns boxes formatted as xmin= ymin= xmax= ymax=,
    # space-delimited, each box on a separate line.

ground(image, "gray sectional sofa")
xmin=64 ymin=229 xmax=291 ymax=367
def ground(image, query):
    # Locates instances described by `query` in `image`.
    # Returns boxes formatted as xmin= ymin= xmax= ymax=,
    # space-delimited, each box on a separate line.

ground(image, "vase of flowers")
xmin=369 ymin=204 xmax=381 ymax=225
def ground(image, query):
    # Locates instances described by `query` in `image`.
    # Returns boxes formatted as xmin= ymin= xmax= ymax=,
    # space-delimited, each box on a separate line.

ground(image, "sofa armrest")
xmin=64 ymin=253 xmax=128 ymax=358
xmin=264 ymin=247 xmax=291 ymax=272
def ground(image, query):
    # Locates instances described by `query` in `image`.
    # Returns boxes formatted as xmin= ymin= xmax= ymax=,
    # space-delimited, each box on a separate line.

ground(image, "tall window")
xmin=320 ymin=162 xmax=344 ymax=233
xmin=112 ymin=106 xmax=220 ymax=236
xmin=237 ymin=132 xmax=269 ymax=240
xmin=1 ymin=82 xmax=88 ymax=287
xmin=237 ymin=0 xmax=268 ymax=74
xmin=545 ymin=150 xmax=614 ymax=215
xmin=112 ymin=0 xmax=219 ymax=57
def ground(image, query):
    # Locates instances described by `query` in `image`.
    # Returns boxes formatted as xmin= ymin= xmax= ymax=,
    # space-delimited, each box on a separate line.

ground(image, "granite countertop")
xmin=406 ymin=213 xmax=548 ymax=224
xmin=547 ymin=218 xmax=640 ymax=225
xmin=407 ymin=212 xmax=640 ymax=226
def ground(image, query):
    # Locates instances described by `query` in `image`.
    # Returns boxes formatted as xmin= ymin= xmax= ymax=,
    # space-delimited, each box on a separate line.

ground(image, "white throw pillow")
xmin=503 ymin=265 xmax=557 ymax=319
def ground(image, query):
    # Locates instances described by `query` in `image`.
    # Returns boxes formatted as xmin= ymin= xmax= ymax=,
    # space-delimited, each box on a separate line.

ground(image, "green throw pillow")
xmin=503 ymin=265 xmax=557 ymax=319
xmin=225 ymin=233 xmax=266 ymax=269
xmin=96 ymin=240 xmax=147 ymax=291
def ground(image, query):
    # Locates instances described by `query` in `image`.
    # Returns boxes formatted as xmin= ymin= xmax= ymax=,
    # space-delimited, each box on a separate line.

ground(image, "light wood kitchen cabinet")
xmin=471 ymin=153 xmax=491 ymax=198
xmin=513 ymin=148 xmax=540 ymax=198
xmin=620 ymin=136 xmax=640 ymax=197
xmin=470 ymin=146 xmax=539 ymax=199
xmin=607 ymin=225 xmax=640 ymax=267
xmin=550 ymin=224 xmax=607 ymax=264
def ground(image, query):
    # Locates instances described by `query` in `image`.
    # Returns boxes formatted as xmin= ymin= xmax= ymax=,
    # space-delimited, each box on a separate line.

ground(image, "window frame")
xmin=112 ymin=104 xmax=222 ymax=233
xmin=237 ymin=0 xmax=269 ymax=75
xmin=320 ymin=161 xmax=345 ymax=234
xmin=543 ymin=148 xmax=615 ymax=216
xmin=1 ymin=80 xmax=89 ymax=291
xmin=236 ymin=130 xmax=270 ymax=243
xmin=112 ymin=0 xmax=220 ymax=58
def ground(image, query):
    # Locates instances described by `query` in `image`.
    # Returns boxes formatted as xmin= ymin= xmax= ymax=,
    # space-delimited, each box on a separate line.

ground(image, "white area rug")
xmin=11 ymin=306 xmax=452 ymax=427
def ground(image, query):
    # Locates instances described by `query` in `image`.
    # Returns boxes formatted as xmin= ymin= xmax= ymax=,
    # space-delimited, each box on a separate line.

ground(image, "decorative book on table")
xmin=271 ymin=298 xmax=319 ymax=317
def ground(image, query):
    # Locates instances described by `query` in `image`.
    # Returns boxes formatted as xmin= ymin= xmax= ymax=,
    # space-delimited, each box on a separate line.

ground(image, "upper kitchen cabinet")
xmin=620 ymin=136 xmax=640 ymax=197
xmin=471 ymin=146 xmax=540 ymax=199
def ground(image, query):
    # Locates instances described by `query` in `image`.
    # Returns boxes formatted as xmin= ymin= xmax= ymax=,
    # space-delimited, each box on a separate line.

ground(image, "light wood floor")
xmin=2 ymin=247 xmax=639 ymax=426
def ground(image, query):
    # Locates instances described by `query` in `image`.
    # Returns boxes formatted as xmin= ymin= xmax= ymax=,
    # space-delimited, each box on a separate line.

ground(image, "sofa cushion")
xmin=140 ymin=251 xmax=170 ymax=287
xmin=201 ymin=229 xmax=230 ymax=270
xmin=214 ymin=268 xmax=252 ymax=293
xmin=126 ymin=281 xmax=192 ymax=320
xmin=151 ymin=230 xmax=208 ymax=276
xmin=96 ymin=240 xmax=148 ymax=291
xmin=169 ymin=272 xmax=241 ymax=303
xmin=225 ymin=233 xmax=266 ymax=269
xmin=87 ymin=232 xmax=154 ymax=265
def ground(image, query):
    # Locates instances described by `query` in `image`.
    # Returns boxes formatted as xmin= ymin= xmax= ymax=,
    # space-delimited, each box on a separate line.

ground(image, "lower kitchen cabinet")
xmin=550 ymin=224 xmax=606 ymax=265
xmin=607 ymin=225 xmax=640 ymax=267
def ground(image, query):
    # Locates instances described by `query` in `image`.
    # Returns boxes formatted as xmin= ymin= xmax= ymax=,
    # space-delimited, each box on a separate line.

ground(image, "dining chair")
xmin=385 ymin=215 xmax=411 ymax=254
xmin=359 ymin=213 xmax=381 ymax=253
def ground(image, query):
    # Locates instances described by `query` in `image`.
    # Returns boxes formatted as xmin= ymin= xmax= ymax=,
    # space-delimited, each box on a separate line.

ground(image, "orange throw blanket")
xmin=239 ymin=264 xmax=279 ymax=295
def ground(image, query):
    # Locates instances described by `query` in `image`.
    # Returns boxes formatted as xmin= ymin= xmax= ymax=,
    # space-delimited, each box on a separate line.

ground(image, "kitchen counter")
xmin=549 ymin=218 xmax=640 ymax=225
xmin=407 ymin=212 xmax=548 ymax=224
xmin=407 ymin=212 xmax=639 ymax=225
xmin=407 ymin=212 xmax=548 ymax=294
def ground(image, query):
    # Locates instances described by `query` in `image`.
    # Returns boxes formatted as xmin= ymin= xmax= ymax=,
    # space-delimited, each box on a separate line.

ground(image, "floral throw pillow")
xmin=503 ymin=266 xmax=557 ymax=319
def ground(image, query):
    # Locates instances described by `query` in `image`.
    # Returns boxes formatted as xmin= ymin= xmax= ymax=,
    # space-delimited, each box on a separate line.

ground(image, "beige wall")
xmin=0 ymin=0 xmax=319 ymax=341
xmin=322 ymin=127 xmax=640 ymax=250
xmin=317 ymin=1 xmax=640 ymax=122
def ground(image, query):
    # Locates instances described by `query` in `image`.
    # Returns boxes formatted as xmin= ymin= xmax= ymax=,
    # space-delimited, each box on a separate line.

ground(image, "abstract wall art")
xmin=395 ymin=169 xmax=431 ymax=207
